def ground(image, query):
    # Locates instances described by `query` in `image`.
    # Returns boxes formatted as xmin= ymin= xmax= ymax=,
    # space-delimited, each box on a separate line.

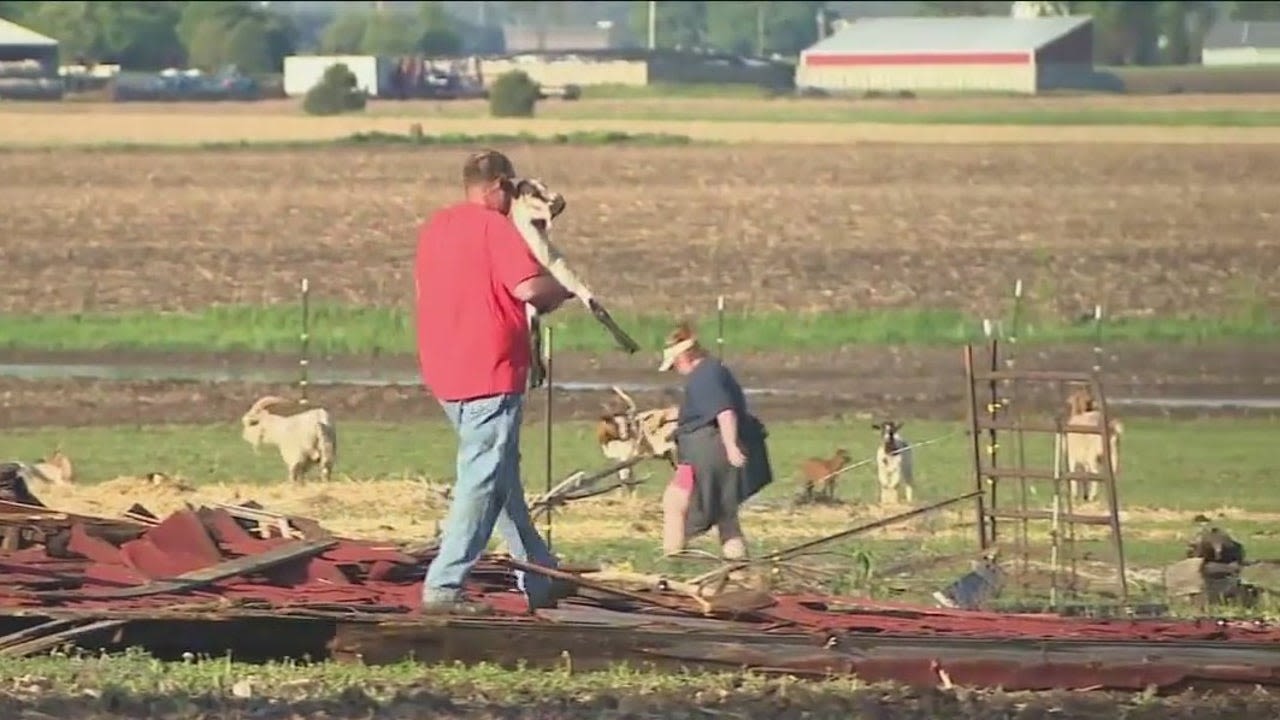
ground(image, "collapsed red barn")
xmin=0 ymin=497 xmax=1278 ymax=693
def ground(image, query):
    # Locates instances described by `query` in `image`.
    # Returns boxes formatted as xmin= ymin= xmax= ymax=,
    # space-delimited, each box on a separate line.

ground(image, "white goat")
xmin=1060 ymin=410 xmax=1122 ymax=503
xmin=873 ymin=420 xmax=914 ymax=506
xmin=596 ymin=386 xmax=678 ymax=490
xmin=240 ymin=395 xmax=337 ymax=483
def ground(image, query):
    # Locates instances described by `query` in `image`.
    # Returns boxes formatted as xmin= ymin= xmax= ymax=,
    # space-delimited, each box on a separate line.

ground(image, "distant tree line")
xmin=918 ymin=1 xmax=1280 ymax=65
xmin=0 ymin=1 xmax=294 ymax=73
xmin=1 ymin=1 xmax=1279 ymax=72
xmin=632 ymin=0 xmax=1280 ymax=63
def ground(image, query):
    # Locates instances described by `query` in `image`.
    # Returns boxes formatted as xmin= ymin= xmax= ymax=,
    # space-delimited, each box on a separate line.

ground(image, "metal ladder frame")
xmin=962 ymin=342 xmax=1129 ymax=605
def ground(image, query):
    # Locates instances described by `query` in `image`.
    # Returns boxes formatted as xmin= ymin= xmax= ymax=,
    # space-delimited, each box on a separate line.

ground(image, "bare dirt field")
xmin=1 ymin=341 xmax=1275 ymax=428
xmin=4 ymin=107 xmax=1280 ymax=146
xmin=23 ymin=91 xmax=1280 ymax=117
xmin=2 ymin=142 xmax=1277 ymax=425
xmin=2 ymin=143 xmax=1278 ymax=318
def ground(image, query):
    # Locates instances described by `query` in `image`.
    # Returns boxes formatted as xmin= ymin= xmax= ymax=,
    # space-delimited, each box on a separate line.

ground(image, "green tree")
xmin=319 ymin=11 xmax=369 ymax=53
xmin=361 ymin=12 xmax=421 ymax=55
xmin=1068 ymin=1 xmax=1161 ymax=65
xmin=177 ymin=1 xmax=245 ymax=52
xmin=222 ymin=17 xmax=273 ymax=73
xmin=21 ymin=1 xmax=185 ymax=68
xmin=98 ymin=1 xmax=186 ymax=68
xmin=1223 ymin=1 xmax=1280 ymax=21
xmin=418 ymin=0 xmax=462 ymax=55
xmin=760 ymin=1 xmax=824 ymax=55
xmin=178 ymin=1 xmax=293 ymax=72
xmin=628 ymin=0 xmax=707 ymax=49
xmin=302 ymin=62 xmax=366 ymax=116
xmin=917 ymin=1 xmax=1013 ymax=15
xmin=21 ymin=1 xmax=100 ymax=60
xmin=701 ymin=1 xmax=823 ymax=56
xmin=0 ymin=1 xmax=33 ymax=21
xmin=489 ymin=69 xmax=539 ymax=117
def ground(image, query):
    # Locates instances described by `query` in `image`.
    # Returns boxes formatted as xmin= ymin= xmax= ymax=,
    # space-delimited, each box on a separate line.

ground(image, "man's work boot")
xmin=420 ymin=597 xmax=495 ymax=617
xmin=527 ymin=577 xmax=577 ymax=612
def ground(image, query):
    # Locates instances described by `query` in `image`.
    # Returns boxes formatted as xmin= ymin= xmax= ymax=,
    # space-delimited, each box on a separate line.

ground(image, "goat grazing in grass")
xmin=596 ymin=386 xmax=678 ymax=491
xmin=240 ymin=396 xmax=337 ymax=483
xmin=873 ymin=420 xmax=915 ymax=506
xmin=1059 ymin=387 xmax=1122 ymax=503
xmin=797 ymin=448 xmax=851 ymax=503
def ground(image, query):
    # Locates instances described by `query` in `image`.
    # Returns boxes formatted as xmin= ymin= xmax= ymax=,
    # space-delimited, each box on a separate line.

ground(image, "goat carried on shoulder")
xmin=506 ymin=176 xmax=640 ymax=389
xmin=240 ymin=395 xmax=337 ymax=483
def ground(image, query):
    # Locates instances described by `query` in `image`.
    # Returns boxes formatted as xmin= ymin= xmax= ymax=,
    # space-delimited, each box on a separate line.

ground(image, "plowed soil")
xmin=1 ymin=341 xmax=1275 ymax=428
xmin=2 ymin=142 xmax=1277 ymax=427
xmin=2 ymin=143 xmax=1278 ymax=318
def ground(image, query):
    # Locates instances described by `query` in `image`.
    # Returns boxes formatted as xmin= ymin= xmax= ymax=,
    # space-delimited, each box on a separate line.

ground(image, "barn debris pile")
xmin=0 ymin=497 xmax=538 ymax=616
xmin=2 ymin=494 xmax=1280 ymax=693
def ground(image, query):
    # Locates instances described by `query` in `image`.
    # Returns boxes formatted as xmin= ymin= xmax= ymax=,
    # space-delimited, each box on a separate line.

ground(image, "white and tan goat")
xmin=240 ymin=396 xmax=337 ymax=483
xmin=873 ymin=420 xmax=915 ymax=506
xmin=27 ymin=449 xmax=74 ymax=487
xmin=596 ymin=386 xmax=678 ymax=491
xmin=1058 ymin=388 xmax=1122 ymax=503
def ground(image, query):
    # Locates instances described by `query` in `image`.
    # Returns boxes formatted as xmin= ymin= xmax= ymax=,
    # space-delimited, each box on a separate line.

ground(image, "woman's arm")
xmin=721 ymin=407 xmax=742 ymax=445
xmin=716 ymin=408 xmax=746 ymax=466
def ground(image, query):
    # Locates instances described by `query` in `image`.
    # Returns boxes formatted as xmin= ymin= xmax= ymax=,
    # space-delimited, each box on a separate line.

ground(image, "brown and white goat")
xmin=241 ymin=396 xmax=337 ymax=483
xmin=1059 ymin=387 xmax=1123 ymax=502
xmin=596 ymin=386 xmax=678 ymax=490
xmin=873 ymin=420 xmax=914 ymax=506
xmin=797 ymin=448 xmax=851 ymax=502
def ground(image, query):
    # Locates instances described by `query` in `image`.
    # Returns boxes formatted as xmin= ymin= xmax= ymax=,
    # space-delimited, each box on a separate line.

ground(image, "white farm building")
xmin=796 ymin=15 xmax=1095 ymax=95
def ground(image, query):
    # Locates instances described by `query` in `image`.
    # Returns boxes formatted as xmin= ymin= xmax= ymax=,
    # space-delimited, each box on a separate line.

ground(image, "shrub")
xmin=489 ymin=70 xmax=540 ymax=118
xmin=302 ymin=63 xmax=367 ymax=116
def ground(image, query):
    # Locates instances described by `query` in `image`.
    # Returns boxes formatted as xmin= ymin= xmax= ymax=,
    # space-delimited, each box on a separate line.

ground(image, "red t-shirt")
xmin=414 ymin=202 xmax=543 ymax=401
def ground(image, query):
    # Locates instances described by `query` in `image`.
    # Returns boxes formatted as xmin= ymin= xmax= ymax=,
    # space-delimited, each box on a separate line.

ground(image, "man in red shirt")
xmin=414 ymin=150 xmax=574 ymax=615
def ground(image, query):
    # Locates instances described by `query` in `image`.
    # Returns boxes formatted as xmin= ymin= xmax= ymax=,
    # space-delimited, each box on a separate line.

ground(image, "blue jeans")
xmin=423 ymin=392 xmax=557 ymax=604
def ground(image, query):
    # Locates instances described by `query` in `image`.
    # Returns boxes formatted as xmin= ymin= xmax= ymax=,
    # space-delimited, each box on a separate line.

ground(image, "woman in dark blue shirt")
xmin=658 ymin=323 xmax=773 ymax=560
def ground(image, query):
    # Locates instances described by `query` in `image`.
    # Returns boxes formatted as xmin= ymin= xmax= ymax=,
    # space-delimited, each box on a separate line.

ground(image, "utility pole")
xmin=756 ymin=2 xmax=765 ymax=57
xmin=648 ymin=0 xmax=657 ymax=50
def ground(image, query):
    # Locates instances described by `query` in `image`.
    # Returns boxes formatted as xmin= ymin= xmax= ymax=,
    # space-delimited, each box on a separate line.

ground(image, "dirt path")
xmin=2 ymin=342 xmax=1275 ymax=428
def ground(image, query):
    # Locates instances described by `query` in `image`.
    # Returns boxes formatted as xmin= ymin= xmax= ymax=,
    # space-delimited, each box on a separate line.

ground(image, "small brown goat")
xmin=798 ymin=448 xmax=851 ymax=502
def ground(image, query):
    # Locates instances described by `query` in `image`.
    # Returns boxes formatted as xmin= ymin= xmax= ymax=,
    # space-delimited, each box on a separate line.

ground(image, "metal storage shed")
xmin=1202 ymin=21 xmax=1280 ymax=67
xmin=796 ymin=15 xmax=1093 ymax=95
xmin=0 ymin=18 xmax=58 ymax=68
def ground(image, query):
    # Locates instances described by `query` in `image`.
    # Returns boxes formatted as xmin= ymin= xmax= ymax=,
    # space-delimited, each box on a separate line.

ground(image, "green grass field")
xmin=2 ymin=650 xmax=1267 ymax=720
xmin=5 ymin=416 xmax=1280 ymax=706
xmin=4 ymin=304 xmax=1277 ymax=355
xmin=348 ymin=99 xmax=1280 ymax=126
xmin=7 ymin=415 xmax=1279 ymax=605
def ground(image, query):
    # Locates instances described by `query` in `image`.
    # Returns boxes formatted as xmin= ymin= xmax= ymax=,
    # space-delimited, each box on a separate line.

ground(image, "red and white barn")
xmin=796 ymin=15 xmax=1094 ymax=95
